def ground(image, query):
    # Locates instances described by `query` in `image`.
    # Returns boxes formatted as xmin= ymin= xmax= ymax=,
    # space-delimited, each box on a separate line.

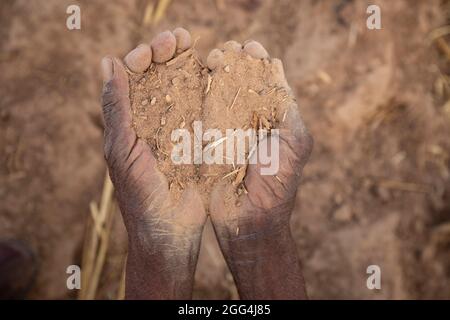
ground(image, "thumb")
xmin=100 ymin=57 xmax=137 ymax=167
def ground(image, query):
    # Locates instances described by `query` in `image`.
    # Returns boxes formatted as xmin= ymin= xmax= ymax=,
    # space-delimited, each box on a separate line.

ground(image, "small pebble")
xmin=150 ymin=97 xmax=157 ymax=105
xmin=333 ymin=205 xmax=353 ymax=222
xmin=165 ymin=95 xmax=172 ymax=103
xmin=141 ymin=99 xmax=148 ymax=106
xmin=161 ymin=116 xmax=166 ymax=126
xmin=224 ymin=65 xmax=230 ymax=73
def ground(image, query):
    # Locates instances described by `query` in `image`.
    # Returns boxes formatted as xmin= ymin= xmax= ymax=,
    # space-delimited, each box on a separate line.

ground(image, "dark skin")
xmin=209 ymin=128 xmax=312 ymax=299
xmin=102 ymin=57 xmax=206 ymax=299
xmin=101 ymin=30 xmax=313 ymax=300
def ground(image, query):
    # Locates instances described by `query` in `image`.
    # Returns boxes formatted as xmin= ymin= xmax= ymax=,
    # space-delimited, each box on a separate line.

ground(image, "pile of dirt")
xmin=130 ymin=48 xmax=293 ymax=208
xmin=129 ymin=49 xmax=205 ymax=193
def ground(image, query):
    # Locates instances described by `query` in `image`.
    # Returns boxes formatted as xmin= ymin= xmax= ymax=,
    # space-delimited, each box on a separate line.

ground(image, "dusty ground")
xmin=0 ymin=0 xmax=449 ymax=299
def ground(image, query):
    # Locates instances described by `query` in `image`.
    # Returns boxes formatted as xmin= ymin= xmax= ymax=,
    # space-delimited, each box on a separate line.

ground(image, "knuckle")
xmin=102 ymin=93 xmax=117 ymax=111
xmin=102 ymin=80 xmax=115 ymax=99
xmin=101 ymin=79 xmax=121 ymax=113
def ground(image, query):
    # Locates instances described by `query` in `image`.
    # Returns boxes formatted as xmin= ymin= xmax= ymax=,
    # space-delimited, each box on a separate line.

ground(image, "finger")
xmin=124 ymin=44 xmax=152 ymax=73
xmin=243 ymin=40 xmax=269 ymax=59
xmin=270 ymin=58 xmax=290 ymax=90
xmin=151 ymin=31 xmax=176 ymax=63
xmin=223 ymin=40 xmax=242 ymax=53
xmin=173 ymin=27 xmax=192 ymax=52
xmin=206 ymin=48 xmax=224 ymax=70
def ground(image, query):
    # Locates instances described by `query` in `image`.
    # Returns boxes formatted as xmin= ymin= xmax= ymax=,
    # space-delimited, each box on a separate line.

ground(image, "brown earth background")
xmin=1 ymin=0 xmax=450 ymax=299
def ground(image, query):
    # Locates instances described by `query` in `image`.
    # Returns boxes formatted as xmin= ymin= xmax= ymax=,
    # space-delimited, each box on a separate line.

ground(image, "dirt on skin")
xmin=0 ymin=0 xmax=449 ymax=300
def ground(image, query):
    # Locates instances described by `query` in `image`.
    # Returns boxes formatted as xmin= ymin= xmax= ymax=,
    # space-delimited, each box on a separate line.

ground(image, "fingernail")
xmin=101 ymin=57 xmax=113 ymax=82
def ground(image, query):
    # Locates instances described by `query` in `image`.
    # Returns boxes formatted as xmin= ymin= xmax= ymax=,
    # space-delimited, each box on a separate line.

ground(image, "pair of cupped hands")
xmin=100 ymin=28 xmax=312 ymax=299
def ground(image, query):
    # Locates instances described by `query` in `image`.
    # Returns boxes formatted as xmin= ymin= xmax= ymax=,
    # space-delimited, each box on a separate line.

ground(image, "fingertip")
xmin=223 ymin=40 xmax=242 ymax=53
xmin=124 ymin=44 xmax=152 ymax=73
xmin=243 ymin=40 xmax=269 ymax=59
xmin=111 ymin=57 xmax=125 ymax=72
xmin=112 ymin=57 xmax=130 ymax=87
xmin=270 ymin=58 xmax=289 ymax=89
xmin=271 ymin=58 xmax=284 ymax=73
xmin=173 ymin=27 xmax=192 ymax=52
xmin=101 ymin=56 xmax=113 ymax=83
xmin=206 ymin=48 xmax=224 ymax=70
xmin=151 ymin=31 xmax=177 ymax=63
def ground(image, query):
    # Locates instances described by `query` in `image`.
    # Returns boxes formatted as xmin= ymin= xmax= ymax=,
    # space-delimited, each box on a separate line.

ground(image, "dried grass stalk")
xmin=78 ymin=172 xmax=115 ymax=300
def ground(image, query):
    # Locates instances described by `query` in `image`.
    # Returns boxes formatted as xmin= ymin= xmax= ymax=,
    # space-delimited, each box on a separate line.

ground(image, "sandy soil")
xmin=0 ymin=0 xmax=449 ymax=299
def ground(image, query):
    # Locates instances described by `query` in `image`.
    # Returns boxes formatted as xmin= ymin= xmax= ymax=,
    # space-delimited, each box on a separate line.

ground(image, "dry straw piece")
xmin=142 ymin=0 xmax=172 ymax=26
xmin=78 ymin=172 xmax=117 ymax=300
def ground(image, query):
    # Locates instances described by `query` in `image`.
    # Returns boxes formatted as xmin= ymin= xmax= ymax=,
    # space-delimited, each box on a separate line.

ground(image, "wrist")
xmin=227 ymin=229 xmax=307 ymax=299
xmin=212 ymin=206 xmax=307 ymax=299
xmin=124 ymin=219 xmax=203 ymax=299
xmin=213 ymin=202 xmax=292 ymax=247
xmin=125 ymin=235 xmax=201 ymax=299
